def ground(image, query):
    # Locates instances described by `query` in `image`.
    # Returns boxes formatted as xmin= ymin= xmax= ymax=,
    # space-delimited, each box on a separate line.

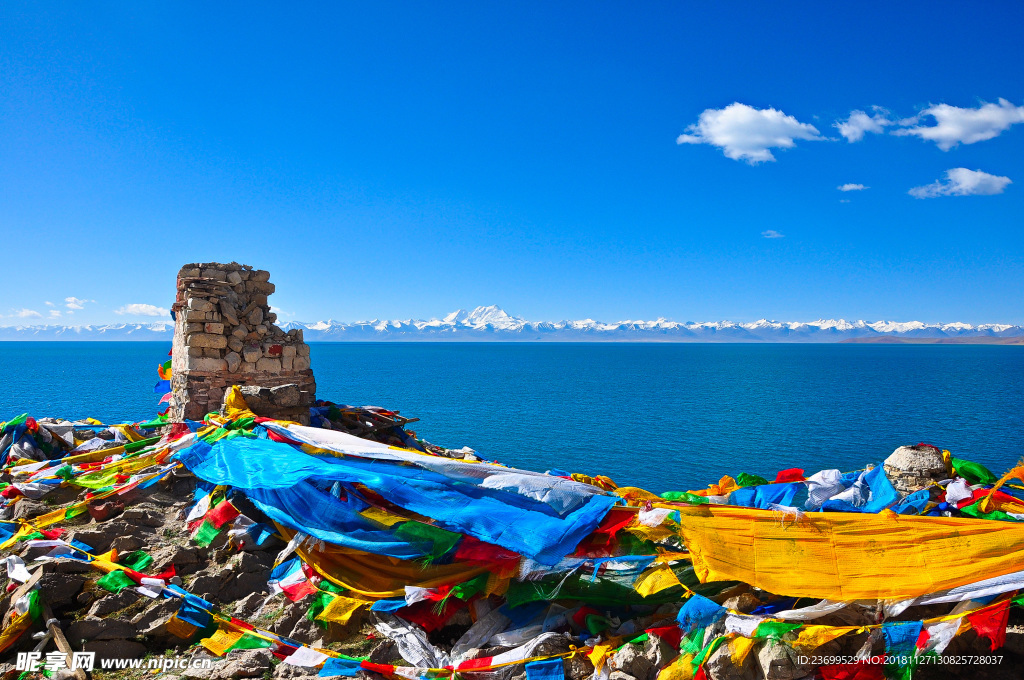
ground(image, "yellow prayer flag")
xmin=315 ymin=595 xmax=366 ymax=625
xmin=360 ymin=506 xmax=406 ymax=527
xmin=633 ymin=563 xmax=682 ymax=597
xmin=202 ymin=627 xmax=244 ymax=656
xmin=165 ymin=614 xmax=200 ymax=640
xmin=676 ymin=504 xmax=1024 ymax=600
xmin=791 ymin=625 xmax=855 ymax=652
xmin=656 ymin=654 xmax=695 ymax=680
xmin=729 ymin=636 xmax=755 ymax=665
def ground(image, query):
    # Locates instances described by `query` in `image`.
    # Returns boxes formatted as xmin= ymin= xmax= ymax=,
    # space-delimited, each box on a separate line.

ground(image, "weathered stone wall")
xmin=169 ymin=263 xmax=315 ymax=423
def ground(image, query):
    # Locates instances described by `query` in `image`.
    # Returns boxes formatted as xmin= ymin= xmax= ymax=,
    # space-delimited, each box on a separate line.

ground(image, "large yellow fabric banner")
xmin=674 ymin=505 xmax=1024 ymax=600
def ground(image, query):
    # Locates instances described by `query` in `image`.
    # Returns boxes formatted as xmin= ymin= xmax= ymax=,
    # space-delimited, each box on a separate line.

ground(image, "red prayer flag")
xmin=206 ymin=499 xmax=241 ymax=529
xmin=645 ymin=625 xmax=683 ymax=650
xmin=966 ymin=600 xmax=1010 ymax=651
xmin=775 ymin=468 xmax=806 ymax=483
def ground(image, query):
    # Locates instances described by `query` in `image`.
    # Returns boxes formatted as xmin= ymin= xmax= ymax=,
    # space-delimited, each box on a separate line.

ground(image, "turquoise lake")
xmin=1 ymin=342 xmax=1021 ymax=493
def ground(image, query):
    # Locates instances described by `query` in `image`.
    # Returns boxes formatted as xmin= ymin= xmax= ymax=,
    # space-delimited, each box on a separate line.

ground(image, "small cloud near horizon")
xmin=838 ymin=183 xmax=868 ymax=191
xmin=12 ymin=309 xmax=42 ymax=318
xmin=114 ymin=303 xmax=168 ymax=317
xmin=909 ymin=168 xmax=1011 ymax=198
xmin=677 ymin=102 xmax=824 ymax=163
xmin=761 ymin=229 xmax=785 ymax=238
xmin=49 ymin=309 xmax=62 ymax=318
xmin=65 ymin=296 xmax=94 ymax=310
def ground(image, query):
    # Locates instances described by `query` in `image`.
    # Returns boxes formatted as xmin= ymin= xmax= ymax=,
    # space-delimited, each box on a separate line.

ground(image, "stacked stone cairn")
xmin=169 ymin=263 xmax=315 ymax=423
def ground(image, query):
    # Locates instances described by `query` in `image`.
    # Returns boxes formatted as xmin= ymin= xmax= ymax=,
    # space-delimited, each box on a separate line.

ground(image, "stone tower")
xmin=169 ymin=263 xmax=316 ymax=423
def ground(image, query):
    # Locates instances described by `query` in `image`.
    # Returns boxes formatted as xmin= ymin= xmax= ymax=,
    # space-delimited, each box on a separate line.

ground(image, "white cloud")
xmin=13 ymin=309 xmax=42 ymax=318
xmin=837 ymin=183 xmax=868 ymax=191
xmin=48 ymin=309 xmax=62 ymax=318
xmin=677 ymin=102 xmax=824 ymax=163
xmin=761 ymin=229 xmax=785 ymax=238
xmin=114 ymin=303 xmax=169 ymax=317
xmin=908 ymin=168 xmax=1012 ymax=198
xmin=44 ymin=301 xmax=54 ymax=306
xmin=835 ymin=108 xmax=893 ymax=142
xmin=65 ymin=296 xmax=93 ymax=310
xmin=839 ymin=199 xmax=851 ymax=203
xmin=894 ymin=99 xmax=1024 ymax=150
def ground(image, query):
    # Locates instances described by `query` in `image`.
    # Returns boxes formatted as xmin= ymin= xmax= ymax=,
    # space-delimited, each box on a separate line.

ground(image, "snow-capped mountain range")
xmin=2 ymin=306 xmax=1022 ymax=342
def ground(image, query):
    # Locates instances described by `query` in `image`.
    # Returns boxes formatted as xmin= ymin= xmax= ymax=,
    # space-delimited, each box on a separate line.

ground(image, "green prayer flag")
xmin=394 ymin=521 xmax=461 ymax=560
xmin=754 ymin=621 xmax=802 ymax=640
xmin=678 ymin=628 xmax=705 ymax=657
xmin=960 ymin=504 xmax=1015 ymax=522
xmin=97 ymin=569 xmax=137 ymax=593
xmin=118 ymin=550 xmax=153 ymax=572
xmin=193 ymin=520 xmax=221 ymax=547
xmin=737 ymin=472 xmax=769 ymax=487
xmin=451 ymin=573 xmax=489 ymax=601
xmin=229 ymin=634 xmax=274 ymax=650
xmin=659 ymin=491 xmax=708 ymax=504
xmin=691 ymin=635 xmax=728 ymax=670
xmin=65 ymin=505 xmax=88 ymax=519
xmin=952 ymin=457 xmax=997 ymax=485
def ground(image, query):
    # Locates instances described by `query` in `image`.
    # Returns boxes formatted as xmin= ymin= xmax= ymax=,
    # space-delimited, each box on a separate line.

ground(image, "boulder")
xmin=611 ymin=643 xmax=655 ymax=680
xmin=704 ymin=642 xmax=758 ymax=680
xmin=755 ymin=640 xmax=808 ymax=680
xmin=11 ymin=500 xmax=48 ymax=520
xmin=122 ymin=507 xmax=166 ymax=527
xmin=67 ymin=616 xmax=137 ymax=642
xmin=87 ymin=589 xmax=140 ymax=617
xmin=37 ymin=573 xmax=88 ymax=608
xmin=83 ymin=640 xmax=148 ymax=662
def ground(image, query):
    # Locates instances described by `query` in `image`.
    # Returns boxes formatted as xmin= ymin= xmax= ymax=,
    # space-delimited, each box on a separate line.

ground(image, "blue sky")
xmin=1 ymin=1 xmax=1022 ymax=326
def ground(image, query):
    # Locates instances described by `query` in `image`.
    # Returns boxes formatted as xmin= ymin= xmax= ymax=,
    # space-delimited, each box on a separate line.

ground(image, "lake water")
xmin=1 ymin=342 xmax=1022 ymax=492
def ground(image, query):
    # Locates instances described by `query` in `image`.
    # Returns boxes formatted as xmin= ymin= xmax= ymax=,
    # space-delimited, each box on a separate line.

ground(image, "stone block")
xmin=281 ymin=356 xmax=293 ymax=371
xmin=185 ymin=322 xmax=204 ymax=334
xmin=232 ymin=325 xmax=248 ymax=338
xmin=228 ymin=337 xmax=244 ymax=352
xmin=227 ymin=270 xmax=243 ymax=285
xmin=179 ymin=267 xmax=201 ymax=278
xmin=203 ymin=348 xmax=221 ymax=358
xmin=292 ymin=357 xmax=310 ymax=371
xmin=185 ymin=309 xmax=207 ymax=322
xmin=188 ymin=297 xmax=215 ymax=312
xmin=201 ymin=268 xmax=227 ymax=281
xmin=189 ymin=333 xmax=228 ymax=349
xmin=184 ymin=356 xmax=228 ymax=372
xmin=251 ymin=269 xmax=271 ymax=282
xmin=220 ymin=301 xmax=239 ymax=326
xmin=243 ymin=346 xmax=262 ymax=363
xmin=282 ymin=345 xmax=297 ymax=358
xmin=225 ymin=352 xmax=241 ymax=373
xmin=256 ymin=324 xmax=268 ymax=336
xmin=187 ymin=346 xmax=205 ymax=357
xmin=204 ymin=322 xmax=225 ymax=334
xmin=248 ymin=307 xmax=264 ymax=326
xmin=242 ymin=361 xmax=257 ymax=373
xmin=256 ymin=357 xmax=282 ymax=372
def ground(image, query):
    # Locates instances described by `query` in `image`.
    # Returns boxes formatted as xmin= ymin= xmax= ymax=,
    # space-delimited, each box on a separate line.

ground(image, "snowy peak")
xmin=459 ymin=305 xmax=523 ymax=329
xmin=2 ymin=309 xmax=1022 ymax=342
